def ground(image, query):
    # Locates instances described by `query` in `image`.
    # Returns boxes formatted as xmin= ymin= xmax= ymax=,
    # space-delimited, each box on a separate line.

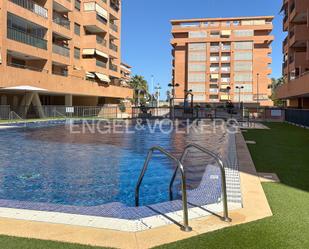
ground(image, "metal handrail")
xmin=135 ymin=146 xmax=192 ymax=232
xmin=169 ymin=143 xmax=231 ymax=222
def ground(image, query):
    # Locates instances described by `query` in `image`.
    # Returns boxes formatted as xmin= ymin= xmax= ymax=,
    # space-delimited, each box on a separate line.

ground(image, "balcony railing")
xmin=96 ymin=60 xmax=107 ymax=68
xmin=52 ymin=43 xmax=70 ymax=57
xmin=109 ymin=63 xmax=117 ymax=71
xmin=210 ymin=67 xmax=219 ymax=72
xmin=53 ymin=13 xmax=70 ymax=29
xmin=210 ymin=57 xmax=219 ymax=62
xmin=110 ymin=1 xmax=120 ymax=12
xmin=221 ymin=56 xmax=230 ymax=62
xmin=96 ymin=36 xmax=107 ymax=46
xmin=109 ymin=42 xmax=118 ymax=52
xmin=109 ymin=23 xmax=118 ymax=32
xmin=9 ymin=0 xmax=48 ymax=19
xmin=221 ymin=46 xmax=231 ymax=51
xmin=7 ymin=27 xmax=47 ymax=50
xmin=210 ymin=47 xmax=220 ymax=52
xmin=221 ymin=67 xmax=230 ymax=72
xmin=7 ymin=61 xmax=48 ymax=72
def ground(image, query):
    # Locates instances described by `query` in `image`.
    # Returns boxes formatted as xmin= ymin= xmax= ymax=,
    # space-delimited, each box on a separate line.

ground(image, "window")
xmin=188 ymin=73 xmax=206 ymax=83
xmin=188 ymin=52 xmax=206 ymax=61
xmin=234 ymin=51 xmax=253 ymax=60
xmin=188 ymin=43 xmax=206 ymax=51
xmin=74 ymin=47 xmax=80 ymax=59
xmin=74 ymin=23 xmax=80 ymax=36
xmin=234 ymin=61 xmax=253 ymax=71
xmin=234 ymin=42 xmax=253 ymax=50
xmin=234 ymin=84 xmax=253 ymax=92
xmin=189 ymin=31 xmax=207 ymax=38
xmin=188 ymin=63 xmax=206 ymax=72
xmin=234 ymin=30 xmax=254 ymax=37
xmin=188 ymin=84 xmax=206 ymax=92
xmin=193 ymin=94 xmax=206 ymax=101
xmin=234 ymin=73 xmax=253 ymax=82
xmin=233 ymin=94 xmax=253 ymax=102
xmin=75 ymin=0 xmax=81 ymax=11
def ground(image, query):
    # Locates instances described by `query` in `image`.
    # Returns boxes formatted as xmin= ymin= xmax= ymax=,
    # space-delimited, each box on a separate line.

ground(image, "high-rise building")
xmin=171 ymin=16 xmax=274 ymax=106
xmin=276 ymin=0 xmax=309 ymax=108
xmin=0 ymin=0 xmax=132 ymax=114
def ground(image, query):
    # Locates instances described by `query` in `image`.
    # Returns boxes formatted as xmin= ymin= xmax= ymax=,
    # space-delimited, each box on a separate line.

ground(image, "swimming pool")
xmin=0 ymin=120 xmax=241 ymax=221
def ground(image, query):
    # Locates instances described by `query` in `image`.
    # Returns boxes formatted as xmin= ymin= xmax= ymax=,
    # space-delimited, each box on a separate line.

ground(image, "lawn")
xmin=0 ymin=123 xmax=308 ymax=249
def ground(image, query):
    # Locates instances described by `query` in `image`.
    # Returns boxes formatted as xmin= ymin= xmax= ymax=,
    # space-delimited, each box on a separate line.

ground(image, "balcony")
xmin=110 ymin=0 xmax=120 ymax=12
xmin=109 ymin=42 xmax=118 ymax=52
xmin=52 ymin=43 xmax=70 ymax=57
xmin=289 ymin=24 xmax=309 ymax=48
xmin=109 ymin=23 xmax=118 ymax=33
xmin=210 ymin=67 xmax=219 ymax=73
xmin=82 ymin=35 xmax=107 ymax=52
xmin=83 ymin=11 xmax=108 ymax=33
xmin=7 ymin=27 xmax=47 ymax=50
xmin=209 ymin=88 xmax=219 ymax=94
xmin=110 ymin=63 xmax=118 ymax=72
xmin=53 ymin=13 xmax=70 ymax=30
xmin=96 ymin=36 xmax=107 ymax=47
xmin=9 ymin=0 xmax=48 ymax=19
xmin=7 ymin=61 xmax=48 ymax=73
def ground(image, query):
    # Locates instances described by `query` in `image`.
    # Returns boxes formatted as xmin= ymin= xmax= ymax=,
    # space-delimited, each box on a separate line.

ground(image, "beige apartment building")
xmin=171 ymin=16 xmax=274 ymax=106
xmin=0 ymin=0 xmax=132 ymax=116
xmin=276 ymin=0 xmax=309 ymax=108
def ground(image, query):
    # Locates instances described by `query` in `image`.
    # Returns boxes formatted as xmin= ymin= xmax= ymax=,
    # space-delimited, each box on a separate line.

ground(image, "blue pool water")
xmin=0 ymin=121 xmax=229 ymax=207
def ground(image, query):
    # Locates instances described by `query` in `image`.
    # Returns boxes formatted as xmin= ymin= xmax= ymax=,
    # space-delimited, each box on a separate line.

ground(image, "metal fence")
xmin=0 ymin=105 xmax=10 ymax=120
xmin=285 ymin=109 xmax=309 ymax=127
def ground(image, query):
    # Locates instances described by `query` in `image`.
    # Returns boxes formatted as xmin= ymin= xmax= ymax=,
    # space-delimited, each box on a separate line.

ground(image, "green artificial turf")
xmin=0 ymin=123 xmax=308 ymax=249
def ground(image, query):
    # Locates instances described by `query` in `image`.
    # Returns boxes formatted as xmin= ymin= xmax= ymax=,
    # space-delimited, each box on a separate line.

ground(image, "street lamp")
xmin=256 ymin=73 xmax=260 ymax=108
xmin=154 ymin=83 xmax=162 ymax=108
xmin=236 ymin=85 xmax=244 ymax=109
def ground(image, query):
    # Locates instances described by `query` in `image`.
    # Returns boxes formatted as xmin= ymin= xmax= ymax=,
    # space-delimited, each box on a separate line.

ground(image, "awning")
xmin=86 ymin=72 xmax=95 ymax=78
xmin=221 ymin=30 xmax=231 ymax=36
xmin=95 ymin=4 xmax=108 ymax=19
xmin=1 ymin=85 xmax=47 ymax=92
xmin=96 ymin=50 xmax=108 ymax=59
xmin=210 ymin=74 xmax=219 ymax=79
xmin=95 ymin=73 xmax=111 ymax=83
xmin=82 ymin=49 xmax=108 ymax=59
xmin=82 ymin=48 xmax=95 ymax=55
xmin=220 ymin=95 xmax=229 ymax=100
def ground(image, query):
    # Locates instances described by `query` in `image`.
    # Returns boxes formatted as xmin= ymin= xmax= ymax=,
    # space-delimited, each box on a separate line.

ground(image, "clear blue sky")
xmin=121 ymin=0 xmax=285 ymax=99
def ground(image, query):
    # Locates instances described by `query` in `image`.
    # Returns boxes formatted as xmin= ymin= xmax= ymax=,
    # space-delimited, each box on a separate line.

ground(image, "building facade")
xmin=0 ymin=0 xmax=132 ymax=115
xmin=276 ymin=0 xmax=309 ymax=108
xmin=171 ymin=16 xmax=274 ymax=106
xmin=120 ymin=62 xmax=132 ymax=86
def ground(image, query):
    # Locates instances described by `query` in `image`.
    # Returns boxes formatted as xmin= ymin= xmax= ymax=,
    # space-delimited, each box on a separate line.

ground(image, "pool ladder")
xmin=135 ymin=143 xmax=231 ymax=232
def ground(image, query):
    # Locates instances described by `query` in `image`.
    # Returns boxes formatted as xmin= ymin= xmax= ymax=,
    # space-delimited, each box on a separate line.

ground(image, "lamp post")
xmin=256 ymin=73 xmax=260 ymax=106
xmin=236 ymin=85 xmax=244 ymax=109
xmin=168 ymin=83 xmax=180 ymax=119
xmin=154 ymin=83 xmax=162 ymax=108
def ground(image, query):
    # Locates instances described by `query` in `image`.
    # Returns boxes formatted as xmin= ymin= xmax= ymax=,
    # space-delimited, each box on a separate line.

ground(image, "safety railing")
xmin=9 ymin=0 xmax=48 ymax=19
xmin=135 ymin=146 xmax=192 ymax=232
xmin=169 ymin=143 xmax=231 ymax=222
xmin=9 ymin=111 xmax=24 ymax=122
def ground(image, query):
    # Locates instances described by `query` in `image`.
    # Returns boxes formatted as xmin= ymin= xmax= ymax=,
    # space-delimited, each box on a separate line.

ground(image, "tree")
xmin=269 ymin=77 xmax=285 ymax=107
xmin=129 ymin=75 xmax=149 ymax=106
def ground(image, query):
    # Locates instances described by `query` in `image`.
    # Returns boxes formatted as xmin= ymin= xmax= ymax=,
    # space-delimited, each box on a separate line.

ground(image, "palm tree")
xmin=269 ymin=77 xmax=285 ymax=106
xmin=129 ymin=75 xmax=149 ymax=106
